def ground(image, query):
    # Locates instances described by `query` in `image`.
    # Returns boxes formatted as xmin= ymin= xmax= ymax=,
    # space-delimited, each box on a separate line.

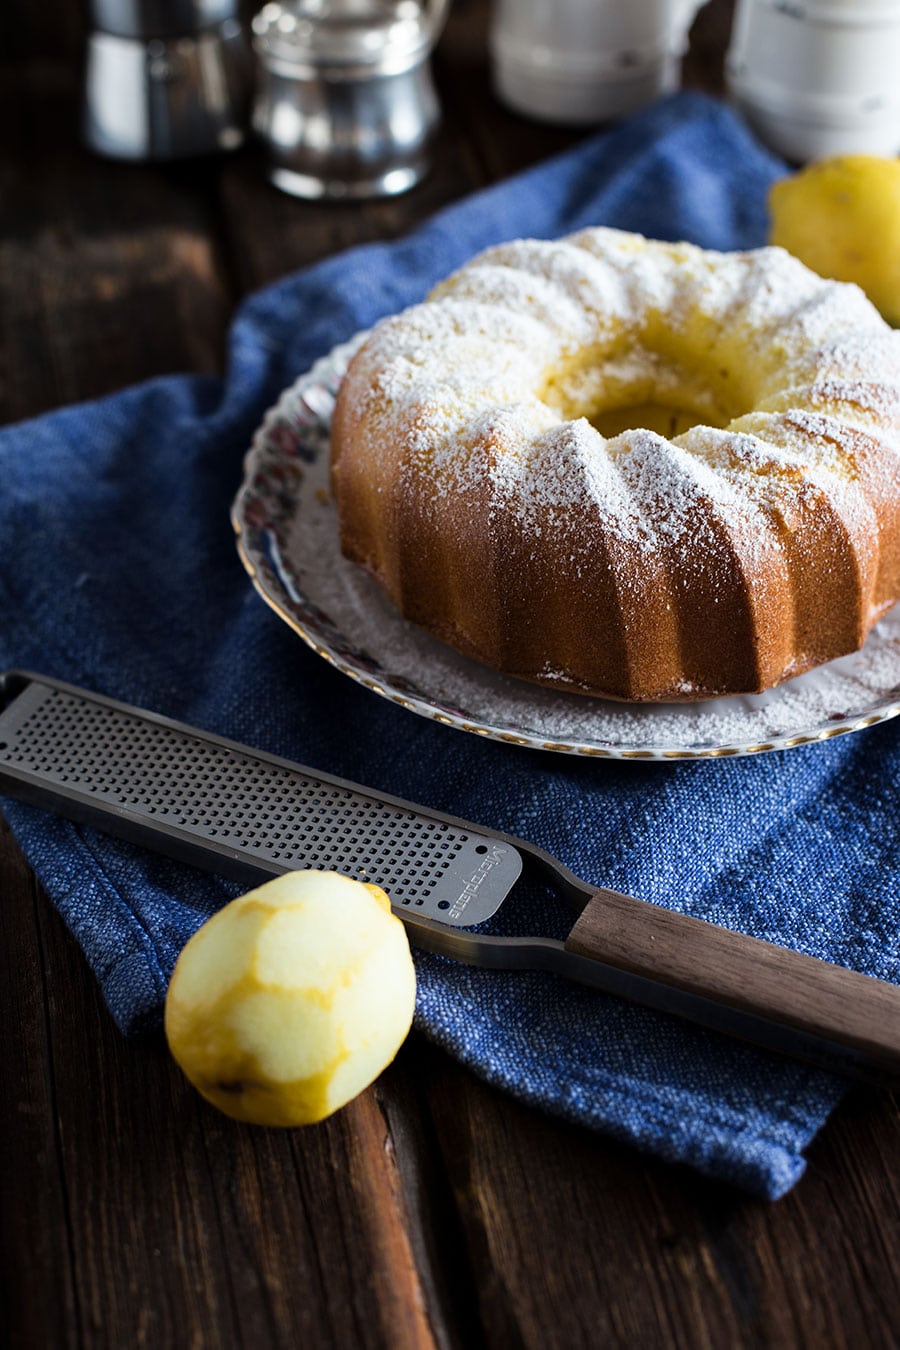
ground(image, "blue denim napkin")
xmin=2 ymin=91 xmax=898 ymax=1199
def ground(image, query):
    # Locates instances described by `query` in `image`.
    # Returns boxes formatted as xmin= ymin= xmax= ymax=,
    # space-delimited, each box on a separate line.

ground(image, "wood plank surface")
xmin=2 ymin=2 xmax=900 ymax=1348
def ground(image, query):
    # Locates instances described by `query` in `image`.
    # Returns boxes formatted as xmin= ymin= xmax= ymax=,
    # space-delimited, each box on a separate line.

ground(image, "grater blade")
xmin=0 ymin=672 xmax=522 ymax=927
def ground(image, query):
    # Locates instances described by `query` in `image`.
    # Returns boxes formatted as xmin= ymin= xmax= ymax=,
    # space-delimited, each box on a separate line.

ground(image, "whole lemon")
xmin=164 ymin=871 xmax=416 ymax=1126
xmin=768 ymin=155 xmax=900 ymax=325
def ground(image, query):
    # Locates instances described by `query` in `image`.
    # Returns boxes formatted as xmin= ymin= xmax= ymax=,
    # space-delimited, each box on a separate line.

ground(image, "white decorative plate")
xmin=232 ymin=336 xmax=900 ymax=760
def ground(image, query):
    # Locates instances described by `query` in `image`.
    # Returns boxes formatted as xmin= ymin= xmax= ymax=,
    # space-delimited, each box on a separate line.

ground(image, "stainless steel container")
xmin=83 ymin=0 xmax=252 ymax=160
xmin=251 ymin=0 xmax=450 ymax=200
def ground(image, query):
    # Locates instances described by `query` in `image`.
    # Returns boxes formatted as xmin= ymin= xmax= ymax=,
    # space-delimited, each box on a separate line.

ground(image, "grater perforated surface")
xmin=0 ymin=679 xmax=521 ymax=925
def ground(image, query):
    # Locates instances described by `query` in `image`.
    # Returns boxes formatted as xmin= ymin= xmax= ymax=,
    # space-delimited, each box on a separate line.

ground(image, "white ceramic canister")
xmin=727 ymin=0 xmax=900 ymax=162
xmin=490 ymin=0 xmax=705 ymax=125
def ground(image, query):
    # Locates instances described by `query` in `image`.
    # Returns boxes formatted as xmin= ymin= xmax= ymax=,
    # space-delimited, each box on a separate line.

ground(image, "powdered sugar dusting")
xmin=319 ymin=225 xmax=900 ymax=714
xmin=234 ymin=347 xmax=900 ymax=759
xmin=337 ymin=227 xmax=900 ymax=585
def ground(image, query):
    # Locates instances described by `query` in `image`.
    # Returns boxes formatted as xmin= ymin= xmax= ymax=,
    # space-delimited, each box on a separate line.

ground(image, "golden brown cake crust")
xmin=330 ymin=228 xmax=900 ymax=702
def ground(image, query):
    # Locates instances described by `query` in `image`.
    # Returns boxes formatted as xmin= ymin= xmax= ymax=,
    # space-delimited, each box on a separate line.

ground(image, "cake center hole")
xmin=538 ymin=343 xmax=741 ymax=439
xmin=587 ymin=400 xmax=724 ymax=439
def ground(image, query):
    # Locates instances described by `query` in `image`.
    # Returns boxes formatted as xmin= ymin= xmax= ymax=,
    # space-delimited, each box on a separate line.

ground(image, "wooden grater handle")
xmin=565 ymin=889 xmax=900 ymax=1075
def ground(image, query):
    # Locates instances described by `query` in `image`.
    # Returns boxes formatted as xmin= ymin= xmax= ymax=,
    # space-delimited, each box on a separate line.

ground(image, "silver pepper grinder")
xmin=251 ymin=0 xmax=450 ymax=200
xmin=84 ymin=0 xmax=252 ymax=160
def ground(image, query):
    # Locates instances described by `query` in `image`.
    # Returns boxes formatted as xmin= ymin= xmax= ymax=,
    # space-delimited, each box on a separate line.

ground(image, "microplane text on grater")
xmin=0 ymin=674 xmax=521 ymax=926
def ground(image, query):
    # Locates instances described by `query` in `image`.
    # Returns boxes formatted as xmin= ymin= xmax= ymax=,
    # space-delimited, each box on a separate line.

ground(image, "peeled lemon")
xmin=164 ymin=871 xmax=416 ymax=1126
xmin=768 ymin=154 xmax=900 ymax=326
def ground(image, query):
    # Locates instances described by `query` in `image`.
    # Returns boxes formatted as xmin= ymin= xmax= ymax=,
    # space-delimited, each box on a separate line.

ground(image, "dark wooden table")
xmin=3 ymin=3 xmax=900 ymax=1346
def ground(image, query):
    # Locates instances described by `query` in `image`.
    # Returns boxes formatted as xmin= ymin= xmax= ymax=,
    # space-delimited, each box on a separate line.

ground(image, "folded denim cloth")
xmin=2 ymin=91 xmax=898 ymax=1199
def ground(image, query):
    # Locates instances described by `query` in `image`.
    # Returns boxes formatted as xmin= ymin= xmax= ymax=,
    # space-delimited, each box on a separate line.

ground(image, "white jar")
xmin=490 ymin=0 xmax=705 ymax=125
xmin=727 ymin=0 xmax=900 ymax=161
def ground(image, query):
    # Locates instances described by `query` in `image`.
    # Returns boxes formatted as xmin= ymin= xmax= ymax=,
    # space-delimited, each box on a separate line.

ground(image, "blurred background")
xmin=5 ymin=0 xmax=900 ymax=429
xmin=0 ymin=0 xmax=740 ymax=418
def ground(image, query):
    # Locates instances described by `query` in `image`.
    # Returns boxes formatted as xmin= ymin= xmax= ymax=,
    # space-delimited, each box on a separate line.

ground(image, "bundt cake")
xmin=330 ymin=227 xmax=900 ymax=702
